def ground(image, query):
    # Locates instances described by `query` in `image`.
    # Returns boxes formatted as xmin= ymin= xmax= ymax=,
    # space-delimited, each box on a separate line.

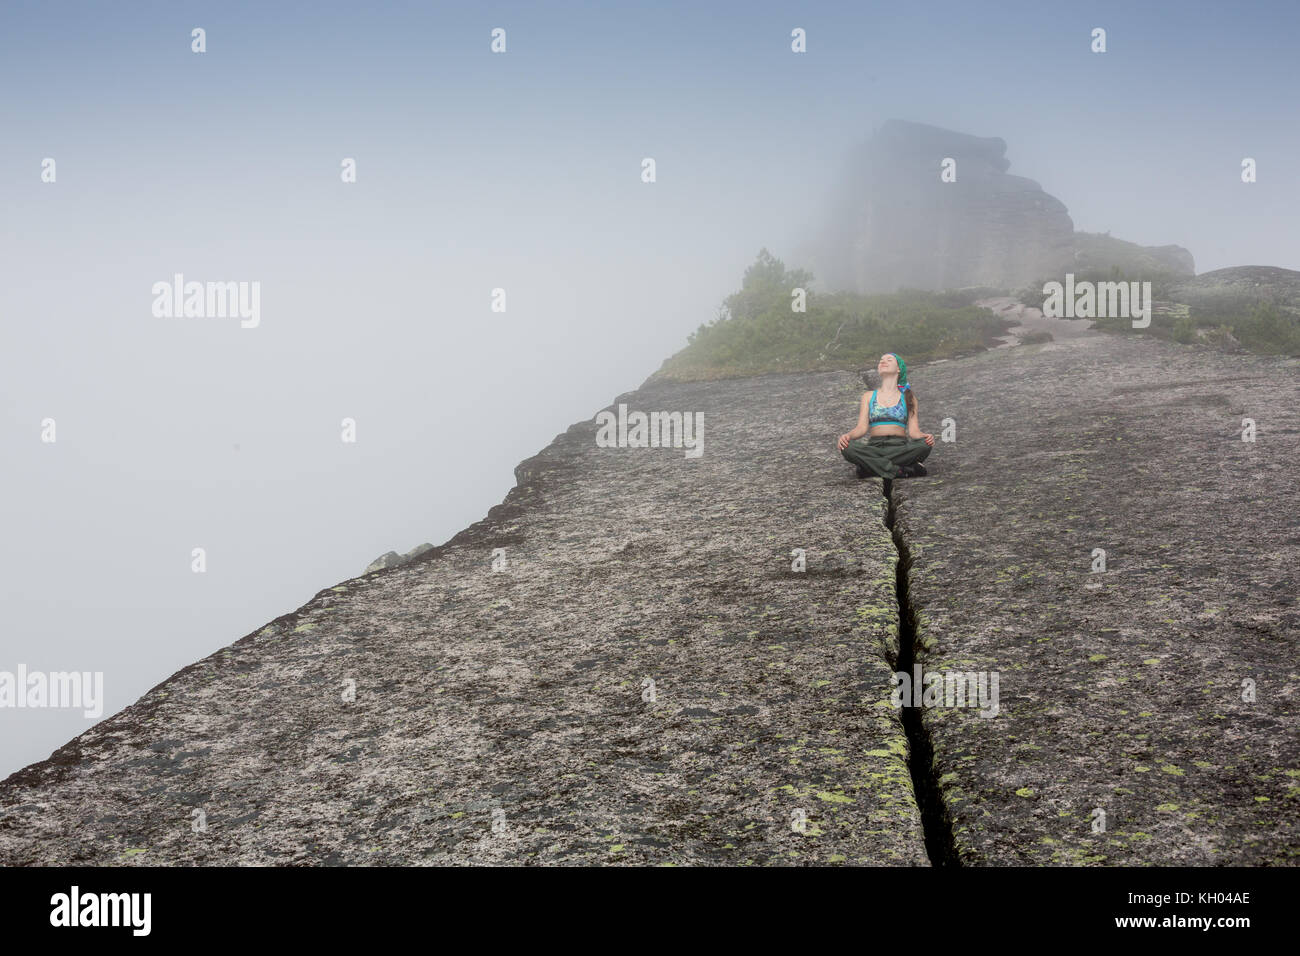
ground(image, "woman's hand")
xmin=922 ymin=432 xmax=935 ymax=446
xmin=838 ymin=432 xmax=853 ymax=451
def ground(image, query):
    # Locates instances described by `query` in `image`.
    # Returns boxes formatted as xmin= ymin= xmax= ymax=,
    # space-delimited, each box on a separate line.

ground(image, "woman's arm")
xmin=837 ymin=393 xmax=871 ymax=450
xmin=907 ymin=396 xmax=935 ymax=445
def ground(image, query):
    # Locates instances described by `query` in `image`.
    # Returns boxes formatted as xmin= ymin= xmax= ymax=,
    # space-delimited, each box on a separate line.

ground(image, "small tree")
xmin=720 ymin=249 xmax=814 ymax=323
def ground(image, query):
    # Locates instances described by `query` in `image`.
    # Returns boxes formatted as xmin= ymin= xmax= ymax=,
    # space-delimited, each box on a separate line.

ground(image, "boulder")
xmin=404 ymin=542 xmax=435 ymax=562
xmin=364 ymin=550 xmax=406 ymax=575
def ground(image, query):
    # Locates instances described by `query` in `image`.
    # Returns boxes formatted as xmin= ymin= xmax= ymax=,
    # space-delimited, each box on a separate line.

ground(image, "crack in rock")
xmin=882 ymin=478 xmax=960 ymax=866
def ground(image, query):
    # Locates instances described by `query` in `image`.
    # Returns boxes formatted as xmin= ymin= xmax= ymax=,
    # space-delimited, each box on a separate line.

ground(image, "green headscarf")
xmin=889 ymin=353 xmax=909 ymax=390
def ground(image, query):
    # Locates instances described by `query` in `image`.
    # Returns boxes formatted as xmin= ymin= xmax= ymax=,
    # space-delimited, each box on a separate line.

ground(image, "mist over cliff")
xmin=4 ymin=3 xmax=1300 ymax=881
xmin=802 ymin=119 xmax=1195 ymax=294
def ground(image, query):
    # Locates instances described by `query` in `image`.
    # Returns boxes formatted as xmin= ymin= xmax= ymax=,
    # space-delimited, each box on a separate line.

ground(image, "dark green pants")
xmin=841 ymin=434 xmax=931 ymax=479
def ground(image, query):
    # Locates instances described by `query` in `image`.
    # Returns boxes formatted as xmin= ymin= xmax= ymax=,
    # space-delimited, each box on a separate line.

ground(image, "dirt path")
xmin=978 ymin=294 xmax=1097 ymax=347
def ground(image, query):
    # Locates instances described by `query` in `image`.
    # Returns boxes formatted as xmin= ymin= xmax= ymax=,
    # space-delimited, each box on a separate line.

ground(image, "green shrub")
xmin=1171 ymin=316 xmax=1198 ymax=343
xmin=1019 ymin=267 xmax=1183 ymax=313
xmin=1199 ymin=325 xmax=1240 ymax=350
xmin=1234 ymin=302 xmax=1300 ymax=355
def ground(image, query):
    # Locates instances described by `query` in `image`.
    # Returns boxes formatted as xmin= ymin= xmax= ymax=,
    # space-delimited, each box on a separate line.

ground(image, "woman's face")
xmin=877 ymin=354 xmax=898 ymax=376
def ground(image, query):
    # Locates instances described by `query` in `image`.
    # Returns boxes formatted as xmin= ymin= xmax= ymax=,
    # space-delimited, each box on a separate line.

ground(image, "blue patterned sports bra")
xmin=868 ymin=389 xmax=908 ymax=427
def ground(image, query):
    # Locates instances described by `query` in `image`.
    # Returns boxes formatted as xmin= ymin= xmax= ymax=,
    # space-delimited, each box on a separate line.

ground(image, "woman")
xmin=838 ymin=352 xmax=935 ymax=480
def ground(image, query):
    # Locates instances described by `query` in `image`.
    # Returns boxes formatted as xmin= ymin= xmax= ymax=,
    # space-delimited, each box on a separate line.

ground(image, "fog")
xmin=3 ymin=0 xmax=1298 ymax=778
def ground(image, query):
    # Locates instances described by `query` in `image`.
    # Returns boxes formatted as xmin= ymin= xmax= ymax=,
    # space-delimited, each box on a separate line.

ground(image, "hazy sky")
xmin=2 ymin=0 xmax=1297 ymax=778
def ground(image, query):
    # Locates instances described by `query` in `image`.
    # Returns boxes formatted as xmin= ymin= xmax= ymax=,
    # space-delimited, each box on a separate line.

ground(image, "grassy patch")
xmin=650 ymin=249 xmax=1010 ymax=382
xmin=1086 ymin=299 xmax=1300 ymax=356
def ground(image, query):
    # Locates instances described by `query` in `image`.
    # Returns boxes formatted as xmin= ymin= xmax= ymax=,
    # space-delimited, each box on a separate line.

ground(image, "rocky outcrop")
xmin=808 ymin=120 xmax=1196 ymax=293
xmin=363 ymin=550 xmax=405 ymax=574
xmin=1072 ymin=231 xmax=1195 ymax=276
xmin=814 ymin=120 xmax=1076 ymax=292
xmin=364 ymin=542 xmax=435 ymax=575
xmin=1168 ymin=266 xmax=1300 ymax=316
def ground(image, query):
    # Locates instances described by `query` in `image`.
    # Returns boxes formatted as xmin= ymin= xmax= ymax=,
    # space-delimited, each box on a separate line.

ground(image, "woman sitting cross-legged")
xmin=837 ymin=352 xmax=935 ymax=480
